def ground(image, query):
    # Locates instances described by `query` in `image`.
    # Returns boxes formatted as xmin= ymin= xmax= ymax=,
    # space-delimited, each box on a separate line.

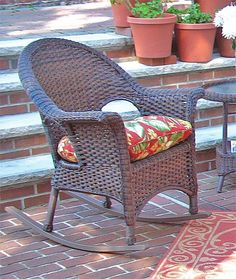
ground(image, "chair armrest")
xmin=40 ymin=105 xmax=117 ymax=124
xmin=42 ymin=107 xmax=131 ymax=169
xmin=138 ymin=87 xmax=204 ymax=124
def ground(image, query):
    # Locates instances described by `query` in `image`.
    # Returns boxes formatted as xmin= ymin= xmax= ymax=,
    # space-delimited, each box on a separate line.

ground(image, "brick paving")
xmin=0 ymin=170 xmax=235 ymax=278
xmin=0 ymin=0 xmax=114 ymax=40
xmin=1 ymin=2 xmax=236 ymax=278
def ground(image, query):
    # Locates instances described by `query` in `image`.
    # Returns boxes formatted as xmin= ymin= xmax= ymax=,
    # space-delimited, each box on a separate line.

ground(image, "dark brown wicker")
xmin=204 ymin=80 xmax=236 ymax=192
xmin=18 ymin=38 xmax=205 ymax=249
xmin=204 ymin=80 xmax=236 ymax=102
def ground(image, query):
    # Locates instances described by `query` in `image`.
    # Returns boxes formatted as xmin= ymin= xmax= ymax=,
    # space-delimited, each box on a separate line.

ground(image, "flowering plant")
xmin=214 ymin=4 xmax=236 ymax=49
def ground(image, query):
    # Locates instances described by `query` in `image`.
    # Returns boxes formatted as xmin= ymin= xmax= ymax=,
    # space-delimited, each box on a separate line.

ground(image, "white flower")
xmin=214 ymin=5 xmax=236 ymax=39
xmin=222 ymin=18 xmax=236 ymax=39
xmin=214 ymin=11 xmax=224 ymax=27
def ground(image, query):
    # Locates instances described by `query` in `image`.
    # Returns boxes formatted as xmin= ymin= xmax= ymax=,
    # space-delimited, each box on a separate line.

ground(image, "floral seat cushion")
xmin=57 ymin=115 xmax=192 ymax=162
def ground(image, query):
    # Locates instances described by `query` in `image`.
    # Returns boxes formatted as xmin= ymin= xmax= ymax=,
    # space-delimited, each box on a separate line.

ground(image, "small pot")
xmin=175 ymin=23 xmax=216 ymax=63
xmin=194 ymin=0 xmax=233 ymax=17
xmin=111 ymin=0 xmax=148 ymax=28
xmin=127 ymin=14 xmax=177 ymax=59
xmin=111 ymin=3 xmax=131 ymax=28
xmin=216 ymin=28 xmax=235 ymax=58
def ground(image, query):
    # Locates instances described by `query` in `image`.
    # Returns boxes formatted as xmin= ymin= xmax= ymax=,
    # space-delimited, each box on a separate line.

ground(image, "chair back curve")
xmin=18 ymin=38 xmax=140 ymax=112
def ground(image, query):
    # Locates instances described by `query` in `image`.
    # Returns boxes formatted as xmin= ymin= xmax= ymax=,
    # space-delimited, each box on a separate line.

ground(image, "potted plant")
xmin=194 ymin=0 xmax=233 ymax=17
xmin=110 ymin=0 xmax=148 ymax=28
xmin=110 ymin=0 xmax=133 ymax=28
xmin=126 ymin=0 xmax=177 ymax=62
xmin=214 ymin=4 xmax=236 ymax=58
xmin=167 ymin=3 xmax=216 ymax=62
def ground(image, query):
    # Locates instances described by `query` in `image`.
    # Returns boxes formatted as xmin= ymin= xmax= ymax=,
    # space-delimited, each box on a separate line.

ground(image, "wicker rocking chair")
xmin=6 ymin=38 xmax=210 ymax=253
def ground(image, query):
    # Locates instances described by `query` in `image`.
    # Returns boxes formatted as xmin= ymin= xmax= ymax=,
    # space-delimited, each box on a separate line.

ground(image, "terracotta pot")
xmin=194 ymin=0 xmax=233 ymax=17
xmin=111 ymin=3 xmax=131 ymax=28
xmin=127 ymin=14 xmax=177 ymax=59
xmin=175 ymin=23 xmax=216 ymax=63
xmin=216 ymin=28 xmax=235 ymax=58
xmin=111 ymin=0 xmax=147 ymax=28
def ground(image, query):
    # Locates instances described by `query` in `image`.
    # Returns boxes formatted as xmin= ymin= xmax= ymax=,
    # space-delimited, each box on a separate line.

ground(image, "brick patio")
xmin=0 ymin=1 xmax=236 ymax=278
xmin=0 ymin=170 xmax=235 ymax=278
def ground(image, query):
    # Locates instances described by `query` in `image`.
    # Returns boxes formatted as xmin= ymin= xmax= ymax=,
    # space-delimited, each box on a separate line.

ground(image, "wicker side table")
xmin=204 ymin=80 xmax=236 ymax=193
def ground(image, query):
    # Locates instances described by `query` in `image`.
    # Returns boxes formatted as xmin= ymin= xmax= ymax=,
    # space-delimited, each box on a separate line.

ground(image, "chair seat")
xmin=57 ymin=115 xmax=192 ymax=163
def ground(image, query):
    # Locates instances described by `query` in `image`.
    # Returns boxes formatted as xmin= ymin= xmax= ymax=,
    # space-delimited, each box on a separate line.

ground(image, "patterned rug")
xmin=150 ymin=211 xmax=236 ymax=279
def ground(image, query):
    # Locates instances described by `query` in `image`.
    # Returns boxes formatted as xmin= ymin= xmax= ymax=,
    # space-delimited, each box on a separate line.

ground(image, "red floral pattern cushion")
xmin=57 ymin=136 xmax=78 ymax=163
xmin=125 ymin=115 xmax=192 ymax=161
xmin=57 ymin=115 xmax=192 ymax=163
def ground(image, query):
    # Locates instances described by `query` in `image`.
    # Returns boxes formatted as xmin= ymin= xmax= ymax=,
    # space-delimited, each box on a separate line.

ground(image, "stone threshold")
xmin=0 ymin=115 xmax=236 ymax=188
xmin=0 ymin=33 xmax=133 ymax=56
xmin=0 ymin=53 xmax=235 ymax=93
xmin=0 ymin=32 xmax=235 ymax=74
xmin=0 ymin=154 xmax=54 ymax=188
xmin=4 ymin=114 xmax=235 ymax=153
xmin=2 ymin=101 xmax=235 ymax=140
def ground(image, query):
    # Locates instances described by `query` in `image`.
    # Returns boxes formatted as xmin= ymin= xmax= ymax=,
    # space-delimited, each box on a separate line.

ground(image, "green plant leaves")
xmin=132 ymin=0 xmax=163 ymax=18
xmin=167 ymin=3 xmax=212 ymax=24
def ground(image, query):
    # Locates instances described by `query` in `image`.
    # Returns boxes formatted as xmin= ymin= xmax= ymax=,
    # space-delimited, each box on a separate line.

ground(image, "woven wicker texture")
xmin=18 ymin=38 xmax=204 ymax=244
xmin=204 ymin=80 xmax=236 ymax=103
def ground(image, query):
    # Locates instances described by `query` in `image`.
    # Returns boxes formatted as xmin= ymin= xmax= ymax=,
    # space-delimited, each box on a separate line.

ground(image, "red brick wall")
xmin=137 ymin=68 xmax=236 ymax=89
xmin=0 ymin=180 xmax=72 ymax=212
xmin=0 ymin=134 xmax=49 ymax=160
xmin=0 ymin=56 xmax=18 ymax=70
xmin=0 ymin=90 xmax=37 ymax=116
xmin=0 ymin=145 xmax=217 ymax=213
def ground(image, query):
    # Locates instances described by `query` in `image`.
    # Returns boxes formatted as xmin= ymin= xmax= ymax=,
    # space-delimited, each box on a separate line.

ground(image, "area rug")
xmin=150 ymin=211 xmax=236 ymax=279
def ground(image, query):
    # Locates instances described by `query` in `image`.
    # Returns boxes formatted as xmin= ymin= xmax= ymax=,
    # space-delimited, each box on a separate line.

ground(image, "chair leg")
xmin=217 ymin=176 xmax=225 ymax=193
xmin=43 ymin=187 xmax=59 ymax=232
xmin=126 ymin=225 xmax=136 ymax=246
xmin=103 ymin=196 xmax=112 ymax=209
xmin=189 ymin=194 xmax=198 ymax=215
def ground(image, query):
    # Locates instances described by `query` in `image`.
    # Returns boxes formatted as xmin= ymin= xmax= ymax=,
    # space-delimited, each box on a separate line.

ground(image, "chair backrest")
xmin=18 ymin=38 xmax=139 ymax=112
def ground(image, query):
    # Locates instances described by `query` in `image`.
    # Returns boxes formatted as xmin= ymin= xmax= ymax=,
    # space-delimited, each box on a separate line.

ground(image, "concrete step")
xmin=1 ymin=123 xmax=236 ymax=188
xmin=0 ymin=56 xmax=235 ymax=117
xmin=0 ymin=30 xmax=235 ymax=74
xmin=0 ymin=154 xmax=54 ymax=188
xmin=0 ymin=33 xmax=134 ymax=71
xmin=0 ymin=32 xmax=134 ymax=57
xmin=1 ymin=106 xmax=231 ymax=140
xmin=0 ymin=112 xmax=43 ymax=139
xmin=1 ymin=110 xmax=235 ymax=143
xmin=0 ymin=112 xmax=48 ymax=161
xmin=1 ymin=113 xmax=236 ymax=188
xmin=0 ymin=54 xmax=235 ymax=92
xmin=0 ymin=100 xmax=235 ymax=160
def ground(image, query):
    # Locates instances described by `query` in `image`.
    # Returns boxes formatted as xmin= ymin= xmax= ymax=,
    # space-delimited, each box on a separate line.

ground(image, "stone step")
xmin=0 ymin=58 xmax=235 ymax=117
xmin=0 ymin=110 xmax=236 ymax=185
xmin=1 ymin=121 xmax=236 ymax=188
xmin=0 ymin=53 xmax=235 ymax=92
xmin=0 ymin=33 xmax=134 ymax=57
xmin=1 ymin=67 xmax=235 ymax=132
xmin=0 ymin=32 xmax=134 ymax=57
xmin=0 ymin=112 xmax=43 ymax=140
xmin=0 ymin=102 xmax=229 ymax=140
xmin=0 ymin=112 xmax=48 ymax=161
xmin=0 ymin=33 xmax=134 ymax=71
xmin=0 ymin=154 xmax=54 ymax=188
xmin=0 ymin=30 xmax=235 ymax=72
